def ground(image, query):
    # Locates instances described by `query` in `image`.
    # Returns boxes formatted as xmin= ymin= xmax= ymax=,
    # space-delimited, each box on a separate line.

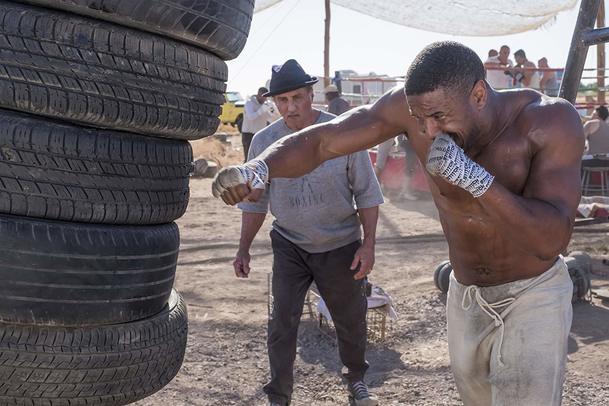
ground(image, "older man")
xmin=232 ymin=59 xmax=382 ymax=406
xmin=213 ymin=42 xmax=583 ymax=405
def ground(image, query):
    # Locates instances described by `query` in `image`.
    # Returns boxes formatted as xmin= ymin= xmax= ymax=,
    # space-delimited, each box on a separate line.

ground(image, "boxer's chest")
xmin=410 ymin=130 xmax=532 ymax=202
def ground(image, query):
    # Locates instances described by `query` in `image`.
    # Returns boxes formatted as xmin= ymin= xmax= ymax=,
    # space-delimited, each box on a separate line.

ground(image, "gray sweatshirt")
xmin=239 ymin=110 xmax=384 ymax=253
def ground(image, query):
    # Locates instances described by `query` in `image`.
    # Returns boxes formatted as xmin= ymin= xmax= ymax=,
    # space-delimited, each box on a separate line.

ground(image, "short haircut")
xmin=514 ymin=49 xmax=526 ymax=59
xmin=500 ymin=45 xmax=510 ymax=51
xmin=258 ymin=87 xmax=269 ymax=95
xmin=405 ymin=41 xmax=485 ymax=96
xmin=488 ymin=49 xmax=498 ymax=57
xmin=597 ymin=105 xmax=609 ymax=120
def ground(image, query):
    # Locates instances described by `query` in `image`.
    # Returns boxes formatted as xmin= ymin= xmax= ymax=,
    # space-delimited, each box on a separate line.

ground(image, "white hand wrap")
xmin=211 ymin=159 xmax=269 ymax=198
xmin=426 ymin=134 xmax=494 ymax=198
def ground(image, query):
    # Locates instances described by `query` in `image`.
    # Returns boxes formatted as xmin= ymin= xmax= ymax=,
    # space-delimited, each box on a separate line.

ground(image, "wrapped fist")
xmin=426 ymin=134 xmax=494 ymax=198
xmin=211 ymin=159 xmax=269 ymax=204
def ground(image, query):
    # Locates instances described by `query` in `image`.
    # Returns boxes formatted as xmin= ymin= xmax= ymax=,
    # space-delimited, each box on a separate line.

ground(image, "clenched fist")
xmin=426 ymin=133 xmax=494 ymax=198
xmin=211 ymin=159 xmax=269 ymax=205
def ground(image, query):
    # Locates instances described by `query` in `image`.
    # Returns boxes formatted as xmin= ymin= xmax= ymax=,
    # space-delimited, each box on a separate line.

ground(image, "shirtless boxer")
xmin=212 ymin=41 xmax=584 ymax=406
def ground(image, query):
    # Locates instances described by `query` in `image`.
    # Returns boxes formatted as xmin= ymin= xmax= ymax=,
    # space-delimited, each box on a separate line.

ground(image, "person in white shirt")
xmin=484 ymin=49 xmax=510 ymax=90
xmin=485 ymin=47 xmax=515 ymax=90
xmin=513 ymin=49 xmax=541 ymax=90
xmin=241 ymin=87 xmax=277 ymax=160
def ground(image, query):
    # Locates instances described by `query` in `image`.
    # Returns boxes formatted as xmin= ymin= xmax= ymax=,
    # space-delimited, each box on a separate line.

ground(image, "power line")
xmin=231 ymin=0 xmax=302 ymax=81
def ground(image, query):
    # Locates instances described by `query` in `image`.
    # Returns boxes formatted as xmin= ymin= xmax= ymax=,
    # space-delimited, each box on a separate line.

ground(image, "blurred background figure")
xmin=374 ymin=137 xmax=394 ymax=182
xmin=496 ymin=45 xmax=515 ymax=89
xmin=397 ymin=134 xmax=418 ymax=201
xmin=484 ymin=49 xmax=506 ymax=90
xmin=512 ymin=49 xmax=540 ymax=89
xmin=241 ymin=86 xmax=278 ymax=161
xmin=584 ymin=105 xmax=609 ymax=155
xmin=538 ymin=57 xmax=559 ymax=97
xmin=325 ymin=84 xmax=350 ymax=115
xmin=374 ymin=135 xmax=418 ymax=201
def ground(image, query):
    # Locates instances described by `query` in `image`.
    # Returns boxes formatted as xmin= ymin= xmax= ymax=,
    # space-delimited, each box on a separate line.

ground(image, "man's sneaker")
xmin=348 ymin=381 xmax=378 ymax=406
xmin=399 ymin=190 xmax=418 ymax=201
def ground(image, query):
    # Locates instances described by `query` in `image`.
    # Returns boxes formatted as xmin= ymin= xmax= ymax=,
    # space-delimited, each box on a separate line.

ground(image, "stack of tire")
xmin=0 ymin=1 xmax=254 ymax=404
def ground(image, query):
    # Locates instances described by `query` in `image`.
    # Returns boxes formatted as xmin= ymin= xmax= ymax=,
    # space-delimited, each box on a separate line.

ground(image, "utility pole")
xmin=324 ymin=0 xmax=331 ymax=87
xmin=598 ymin=0 xmax=606 ymax=104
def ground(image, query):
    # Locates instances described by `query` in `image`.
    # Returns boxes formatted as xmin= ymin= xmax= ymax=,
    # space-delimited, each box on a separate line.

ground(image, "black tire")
xmin=567 ymin=250 xmax=592 ymax=274
xmin=0 ymin=289 xmax=188 ymax=406
xmin=433 ymin=260 xmax=450 ymax=292
xmin=566 ymin=257 xmax=591 ymax=302
xmin=0 ymin=1 xmax=227 ymax=139
xmin=15 ymin=0 xmax=255 ymax=60
xmin=0 ymin=214 xmax=179 ymax=326
xmin=438 ymin=264 xmax=452 ymax=294
xmin=433 ymin=261 xmax=452 ymax=294
xmin=0 ymin=109 xmax=192 ymax=224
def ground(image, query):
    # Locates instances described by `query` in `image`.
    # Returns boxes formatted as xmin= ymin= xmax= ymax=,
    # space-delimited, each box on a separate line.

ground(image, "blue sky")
xmin=227 ymin=0 xmax=597 ymax=97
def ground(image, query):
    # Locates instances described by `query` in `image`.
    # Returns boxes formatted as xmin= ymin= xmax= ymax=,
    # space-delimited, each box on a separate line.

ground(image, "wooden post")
xmin=561 ymin=0 xmax=601 ymax=102
xmin=324 ymin=0 xmax=331 ymax=87
xmin=598 ymin=0 xmax=606 ymax=104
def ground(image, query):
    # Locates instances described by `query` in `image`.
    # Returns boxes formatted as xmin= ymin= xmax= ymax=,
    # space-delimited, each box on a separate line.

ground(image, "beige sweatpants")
xmin=447 ymin=257 xmax=573 ymax=406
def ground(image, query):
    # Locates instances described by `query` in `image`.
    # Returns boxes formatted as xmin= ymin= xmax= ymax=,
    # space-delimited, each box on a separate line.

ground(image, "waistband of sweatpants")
xmin=449 ymin=256 xmax=569 ymax=301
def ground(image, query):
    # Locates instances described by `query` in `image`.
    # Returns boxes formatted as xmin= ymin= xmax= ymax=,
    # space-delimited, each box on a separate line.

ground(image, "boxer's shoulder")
xmin=517 ymin=92 xmax=579 ymax=126
xmin=509 ymin=91 xmax=583 ymax=148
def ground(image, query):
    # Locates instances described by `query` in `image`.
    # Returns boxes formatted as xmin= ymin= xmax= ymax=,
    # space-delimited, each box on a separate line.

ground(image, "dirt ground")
xmin=135 ymin=135 xmax=609 ymax=406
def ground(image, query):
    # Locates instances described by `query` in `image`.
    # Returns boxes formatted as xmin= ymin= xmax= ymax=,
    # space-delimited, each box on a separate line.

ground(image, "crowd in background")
xmin=484 ymin=45 xmax=560 ymax=96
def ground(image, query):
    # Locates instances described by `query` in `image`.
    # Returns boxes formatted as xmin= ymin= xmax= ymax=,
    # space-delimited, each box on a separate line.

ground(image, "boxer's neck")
xmin=466 ymin=91 xmax=516 ymax=157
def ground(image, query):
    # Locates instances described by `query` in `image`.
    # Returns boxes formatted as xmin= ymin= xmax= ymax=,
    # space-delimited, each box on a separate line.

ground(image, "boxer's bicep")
xmin=523 ymin=108 xmax=585 ymax=219
xmin=320 ymin=87 xmax=417 ymax=159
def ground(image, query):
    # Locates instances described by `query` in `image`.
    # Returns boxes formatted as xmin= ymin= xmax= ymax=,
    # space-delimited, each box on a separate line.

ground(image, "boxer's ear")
xmin=470 ymin=80 xmax=488 ymax=110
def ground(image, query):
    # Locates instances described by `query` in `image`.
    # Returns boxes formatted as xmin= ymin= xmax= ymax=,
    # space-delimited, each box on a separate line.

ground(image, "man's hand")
xmin=351 ymin=241 xmax=375 ymax=280
xmin=211 ymin=159 xmax=268 ymax=205
xmin=426 ymin=133 xmax=495 ymax=198
xmin=233 ymin=249 xmax=251 ymax=278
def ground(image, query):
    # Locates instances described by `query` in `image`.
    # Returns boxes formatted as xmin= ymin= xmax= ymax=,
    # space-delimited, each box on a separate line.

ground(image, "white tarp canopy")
xmin=254 ymin=0 xmax=578 ymax=36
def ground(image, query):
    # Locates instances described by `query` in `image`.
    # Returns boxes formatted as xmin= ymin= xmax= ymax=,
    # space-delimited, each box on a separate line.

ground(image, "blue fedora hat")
xmin=263 ymin=59 xmax=319 ymax=97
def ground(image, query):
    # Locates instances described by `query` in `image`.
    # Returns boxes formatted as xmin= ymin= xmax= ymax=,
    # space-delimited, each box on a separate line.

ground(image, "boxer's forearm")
xmin=257 ymin=107 xmax=396 ymax=180
xmin=256 ymin=122 xmax=333 ymax=179
xmin=478 ymin=183 xmax=573 ymax=260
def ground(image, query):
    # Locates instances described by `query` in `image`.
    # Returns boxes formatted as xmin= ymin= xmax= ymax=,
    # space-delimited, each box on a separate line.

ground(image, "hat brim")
xmin=263 ymin=77 xmax=319 ymax=97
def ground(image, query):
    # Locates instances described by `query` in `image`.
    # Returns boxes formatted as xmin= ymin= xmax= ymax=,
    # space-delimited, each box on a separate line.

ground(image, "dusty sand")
xmin=134 ymin=135 xmax=609 ymax=406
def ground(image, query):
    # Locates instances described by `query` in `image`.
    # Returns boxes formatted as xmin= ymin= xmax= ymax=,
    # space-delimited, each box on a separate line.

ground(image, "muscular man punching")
xmin=213 ymin=42 xmax=584 ymax=405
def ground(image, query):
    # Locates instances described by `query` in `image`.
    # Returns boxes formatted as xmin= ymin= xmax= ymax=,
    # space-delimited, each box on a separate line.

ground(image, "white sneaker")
xmin=399 ymin=191 xmax=418 ymax=201
xmin=348 ymin=381 xmax=378 ymax=406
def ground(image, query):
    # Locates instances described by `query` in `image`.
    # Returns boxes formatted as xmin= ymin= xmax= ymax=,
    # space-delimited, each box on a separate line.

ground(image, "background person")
xmin=241 ymin=86 xmax=277 ymax=160
xmin=235 ymin=59 xmax=383 ymax=406
xmin=538 ymin=57 xmax=560 ymax=97
xmin=325 ymin=84 xmax=351 ymax=115
xmin=512 ymin=49 xmax=541 ymax=89
xmin=584 ymin=105 xmax=609 ymax=155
